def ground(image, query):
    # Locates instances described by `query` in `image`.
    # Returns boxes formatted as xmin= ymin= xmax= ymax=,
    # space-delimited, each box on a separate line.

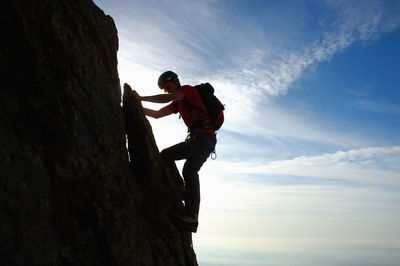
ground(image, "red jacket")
xmin=167 ymin=85 xmax=211 ymax=130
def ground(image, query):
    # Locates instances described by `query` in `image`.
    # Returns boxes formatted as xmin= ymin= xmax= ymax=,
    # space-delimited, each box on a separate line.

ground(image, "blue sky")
xmin=94 ymin=0 xmax=399 ymax=265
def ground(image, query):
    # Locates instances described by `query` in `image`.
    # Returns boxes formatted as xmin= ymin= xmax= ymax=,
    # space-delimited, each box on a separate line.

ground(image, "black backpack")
xmin=194 ymin=83 xmax=225 ymax=130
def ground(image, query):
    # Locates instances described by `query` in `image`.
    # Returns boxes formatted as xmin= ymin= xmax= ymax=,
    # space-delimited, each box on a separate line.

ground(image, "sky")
xmin=93 ymin=0 xmax=400 ymax=265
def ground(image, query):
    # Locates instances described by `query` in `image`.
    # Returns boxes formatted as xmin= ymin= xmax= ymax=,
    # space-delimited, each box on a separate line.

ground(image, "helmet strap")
xmin=173 ymin=77 xmax=181 ymax=87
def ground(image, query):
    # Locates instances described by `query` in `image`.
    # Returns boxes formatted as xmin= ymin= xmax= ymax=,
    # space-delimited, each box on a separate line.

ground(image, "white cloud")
xmin=198 ymin=160 xmax=400 ymax=249
xmin=325 ymin=0 xmax=400 ymax=40
xmin=350 ymin=99 xmax=400 ymax=115
xmin=198 ymin=145 xmax=400 ymax=246
xmin=203 ymin=146 xmax=400 ymax=185
xmin=203 ymin=78 xmax=375 ymax=155
xmin=199 ymin=0 xmax=400 ymax=100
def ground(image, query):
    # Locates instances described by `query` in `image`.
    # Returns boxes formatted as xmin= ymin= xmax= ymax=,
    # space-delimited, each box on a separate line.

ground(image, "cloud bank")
xmin=205 ymin=146 xmax=400 ymax=186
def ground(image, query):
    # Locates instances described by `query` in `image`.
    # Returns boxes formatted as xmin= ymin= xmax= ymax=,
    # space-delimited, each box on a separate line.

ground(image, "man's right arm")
xmin=143 ymin=105 xmax=174 ymax=119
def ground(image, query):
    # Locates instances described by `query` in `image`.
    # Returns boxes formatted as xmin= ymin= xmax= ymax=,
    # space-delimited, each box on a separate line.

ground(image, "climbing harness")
xmin=186 ymin=127 xmax=218 ymax=160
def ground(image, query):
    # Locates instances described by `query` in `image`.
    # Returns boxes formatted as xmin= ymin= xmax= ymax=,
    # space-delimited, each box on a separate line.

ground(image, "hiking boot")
xmin=174 ymin=213 xmax=198 ymax=233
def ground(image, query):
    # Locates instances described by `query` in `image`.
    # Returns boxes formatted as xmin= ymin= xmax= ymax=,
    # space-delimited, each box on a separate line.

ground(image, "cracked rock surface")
xmin=1 ymin=0 xmax=196 ymax=265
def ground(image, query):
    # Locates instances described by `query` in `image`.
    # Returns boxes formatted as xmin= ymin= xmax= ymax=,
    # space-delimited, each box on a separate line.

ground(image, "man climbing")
xmin=132 ymin=71 xmax=217 ymax=232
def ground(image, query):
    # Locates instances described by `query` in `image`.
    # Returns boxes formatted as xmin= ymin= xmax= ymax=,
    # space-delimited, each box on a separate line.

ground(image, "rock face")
xmin=1 ymin=0 xmax=196 ymax=265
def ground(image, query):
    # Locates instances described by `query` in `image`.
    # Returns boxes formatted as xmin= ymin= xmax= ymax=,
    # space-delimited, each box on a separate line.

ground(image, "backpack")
xmin=194 ymin=83 xmax=225 ymax=130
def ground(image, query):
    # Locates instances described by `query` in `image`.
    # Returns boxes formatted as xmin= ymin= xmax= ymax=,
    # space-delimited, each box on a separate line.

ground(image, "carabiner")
xmin=211 ymin=150 xmax=217 ymax=160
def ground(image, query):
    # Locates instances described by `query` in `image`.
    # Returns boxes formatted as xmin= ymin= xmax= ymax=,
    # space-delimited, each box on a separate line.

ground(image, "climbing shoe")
xmin=174 ymin=213 xmax=198 ymax=233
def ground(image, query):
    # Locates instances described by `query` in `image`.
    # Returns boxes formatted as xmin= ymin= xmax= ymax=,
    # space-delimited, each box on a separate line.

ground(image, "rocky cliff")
xmin=0 ymin=0 xmax=196 ymax=265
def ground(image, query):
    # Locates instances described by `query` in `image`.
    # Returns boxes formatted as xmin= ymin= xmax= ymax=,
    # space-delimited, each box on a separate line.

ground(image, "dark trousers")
xmin=160 ymin=135 xmax=216 ymax=217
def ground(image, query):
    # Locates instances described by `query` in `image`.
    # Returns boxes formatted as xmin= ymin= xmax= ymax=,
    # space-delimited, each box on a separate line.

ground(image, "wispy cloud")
xmin=350 ymin=98 xmax=400 ymax=115
xmin=346 ymin=83 xmax=400 ymax=115
xmin=199 ymin=145 xmax=400 ymax=245
xmin=204 ymin=146 xmax=400 ymax=185
xmin=209 ymin=78 xmax=375 ymax=154
xmin=213 ymin=0 xmax=400 ymax=99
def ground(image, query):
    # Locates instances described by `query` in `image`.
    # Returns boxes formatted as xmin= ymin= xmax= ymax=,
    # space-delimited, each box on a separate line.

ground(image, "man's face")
xmin=162 ymin=80 xmax=179 ymax=93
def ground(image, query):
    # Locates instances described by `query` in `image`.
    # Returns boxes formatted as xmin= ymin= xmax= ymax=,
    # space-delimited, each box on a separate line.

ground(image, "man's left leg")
xmin=180 ymin=135 xmax=216 ymax=230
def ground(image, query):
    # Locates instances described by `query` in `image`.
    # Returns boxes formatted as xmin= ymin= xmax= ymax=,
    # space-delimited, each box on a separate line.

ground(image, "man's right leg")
xmin=160 ymin=142 xmax=187 ymax=161
xmin=160 ymin=142 xmax=187 ymax=195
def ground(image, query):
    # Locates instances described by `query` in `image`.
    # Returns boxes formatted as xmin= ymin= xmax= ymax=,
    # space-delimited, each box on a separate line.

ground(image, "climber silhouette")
xmin=132 ymin=71 xmax=217 ymax=232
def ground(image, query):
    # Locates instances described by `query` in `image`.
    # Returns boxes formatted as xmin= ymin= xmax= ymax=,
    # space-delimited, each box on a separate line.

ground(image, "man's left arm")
xmin=138 ymin=91 xmax=183 ymax=103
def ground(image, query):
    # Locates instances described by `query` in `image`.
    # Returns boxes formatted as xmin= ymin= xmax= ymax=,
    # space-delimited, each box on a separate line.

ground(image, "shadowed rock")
xmin=1 ymin=0 xmax=196 ymax=265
